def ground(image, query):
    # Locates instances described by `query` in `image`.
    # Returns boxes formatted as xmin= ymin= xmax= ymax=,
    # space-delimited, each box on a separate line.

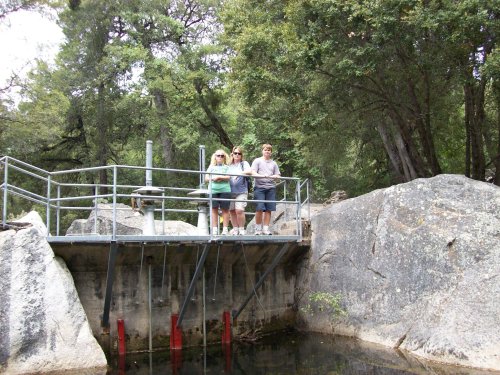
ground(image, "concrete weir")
xmin=51 ymin=240 xmax=309 ymax=353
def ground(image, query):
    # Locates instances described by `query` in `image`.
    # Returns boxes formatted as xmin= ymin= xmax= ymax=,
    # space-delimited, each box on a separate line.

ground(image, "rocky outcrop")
xmin=66 ymin=203 xmax=203 ymax=236
xmin=297 ymin=174 xmax=500 ymax=371
xmin=0 ymin=212 xmax=107 ymax=374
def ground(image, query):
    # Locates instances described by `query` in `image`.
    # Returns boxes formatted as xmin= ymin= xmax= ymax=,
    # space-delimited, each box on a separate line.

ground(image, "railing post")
xmin=199 ymin=145 xmax=206 ymax=189
xmin=112 ymin=166 xmax=117 ymax=241
xmin=296 ymin=179 xmax=302 ymax=240
xmin=307 ymin=179 xmax=311 ymax=220
xmin=208 ymin=185 xmax=214 ymax=237
xmin=46 ymin=174 xmax=51 ymax=236
xmin=94 ymin=185 xmax=99 ymax=235
xmin=161 ymin=192 xmax=165 ymax=235
xmin=56 ymin=185 xmax=61 ymax=236
xmin=2 ymin=157 xmax=9 ymax=226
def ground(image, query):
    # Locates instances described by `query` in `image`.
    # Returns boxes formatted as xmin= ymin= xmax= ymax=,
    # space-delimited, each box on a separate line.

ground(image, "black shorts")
xmin=211 ymin=192 xmax=231 ymax=210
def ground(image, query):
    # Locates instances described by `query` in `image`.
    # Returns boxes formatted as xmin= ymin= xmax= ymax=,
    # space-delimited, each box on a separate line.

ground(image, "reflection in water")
xmin=106 ymin=331 xmax=499 ymax=375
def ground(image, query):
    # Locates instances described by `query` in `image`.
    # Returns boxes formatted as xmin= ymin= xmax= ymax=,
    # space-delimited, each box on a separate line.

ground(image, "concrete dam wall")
xmin=51 ymin=241 xmax=308 ymax=353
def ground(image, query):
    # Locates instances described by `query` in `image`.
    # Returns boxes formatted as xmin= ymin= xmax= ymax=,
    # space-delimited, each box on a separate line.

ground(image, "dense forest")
xmin=1 ymin=0 xmax=499 ymax=202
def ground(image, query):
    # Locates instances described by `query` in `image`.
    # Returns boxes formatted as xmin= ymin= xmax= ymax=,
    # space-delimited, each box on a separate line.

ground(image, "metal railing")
xmin=0 ymin=155 xmax=311 ymax=243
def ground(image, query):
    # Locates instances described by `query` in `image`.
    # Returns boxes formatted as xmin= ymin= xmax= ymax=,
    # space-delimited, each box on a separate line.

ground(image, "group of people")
xmin=205 ymin=144 xmax=280 ymax=236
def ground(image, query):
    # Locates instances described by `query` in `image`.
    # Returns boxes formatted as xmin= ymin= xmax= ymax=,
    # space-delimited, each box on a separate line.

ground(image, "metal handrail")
xmin=1 ymin=156 xmax=310 ymax=241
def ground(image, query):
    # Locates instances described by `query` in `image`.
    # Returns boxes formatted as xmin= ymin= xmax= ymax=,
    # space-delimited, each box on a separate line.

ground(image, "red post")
xmin=222 ymin=311 xmax=231 ymax=344
xmin=170 ymin=348 xmax=182 ymax=375
xmin=170 ymin=314 xmax=182 ymax=350
xmin=117 ymin=319 xmax=126 ymax=355
xmin=118 ymin=354 xmax=126 ymax=375
xmin=223 ymin=343 xmax=232 ymax=373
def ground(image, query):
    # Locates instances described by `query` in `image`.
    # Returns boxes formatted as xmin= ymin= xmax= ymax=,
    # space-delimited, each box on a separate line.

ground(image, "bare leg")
xmin=230 ymin=209 xmax=239 ymax=228
xmin=255 ymin=210 xmax=263 ymax=225
xmin=263 ymin=211 xmax=272 ymax=226
xmin=236 ymin=210 xmax=245 ymax=227
xmin=211 ymin=208 xmax=219 ymax=227
xmin=221 ymin=209 xmax=230 ymax=228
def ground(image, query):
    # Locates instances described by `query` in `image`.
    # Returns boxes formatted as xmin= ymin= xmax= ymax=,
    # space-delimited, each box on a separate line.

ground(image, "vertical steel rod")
xmin=296 ymin=180 xmax=302 ymax=240
xmin=2 ymin=157 xmax=8 ymax=226
xmin=161 ymin=192 xmax=165 ymax=235
xmin=112 ymin=166 xmax=117 ymax=241
xmin=46 ymin=174 xmax=51 ymax=236
xmin=202 ymin=268 xmax=206 ymax=347
xmin=56 ymin=185 xmax=61 ymax=236
xmin=199 ymin=145 xmax=205 ymax=188
xmin=146 ymin=140 xmax=153 ymax=187
xmin=94 ymin=185 xmax=99 ymax=234
xmin=148 ymin=261 xmax=153 ymax=352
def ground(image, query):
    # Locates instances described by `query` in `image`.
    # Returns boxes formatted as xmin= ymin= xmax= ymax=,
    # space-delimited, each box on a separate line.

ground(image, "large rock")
xmin=297 ymin=174 xmax=500 ymax=371
xmin=66 ymin=203 xmax=203 ymax=236
xmin=0 ymin=212 xmax=107 ymax=374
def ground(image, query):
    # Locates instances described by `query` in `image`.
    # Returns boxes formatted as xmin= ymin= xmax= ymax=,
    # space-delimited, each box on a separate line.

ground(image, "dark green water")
xmin=106 ymin=331 xmax=498 ymax=375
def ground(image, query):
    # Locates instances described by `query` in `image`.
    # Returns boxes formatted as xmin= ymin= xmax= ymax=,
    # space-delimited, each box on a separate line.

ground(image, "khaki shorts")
xmin=230 ymin=193 xmax=248 ymax=211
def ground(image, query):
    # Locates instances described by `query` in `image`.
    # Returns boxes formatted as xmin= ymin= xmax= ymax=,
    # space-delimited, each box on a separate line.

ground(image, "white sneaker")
xmin=221 ymin=227 xmax=229 ymax=236
xmin=238 ymin=228 xmax=246 ymax=235
xmin=263 ymin=230 xmax=272 ymax=235
xmin=255 ymin=229 xmax=262 ymax=235
xmin=212 ymin=227 xmax=219 ymax=235
xmin=229 ymin=228 xmax=239 ymax=235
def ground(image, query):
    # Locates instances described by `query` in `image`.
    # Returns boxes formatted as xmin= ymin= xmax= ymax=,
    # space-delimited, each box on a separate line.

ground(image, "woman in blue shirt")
xmin=228 ymin=146 xmax=252 ymax=235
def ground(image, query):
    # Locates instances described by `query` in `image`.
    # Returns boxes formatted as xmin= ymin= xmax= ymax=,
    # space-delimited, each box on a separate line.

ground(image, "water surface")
xmin=105 ymin=331 xmax=499 ymax=375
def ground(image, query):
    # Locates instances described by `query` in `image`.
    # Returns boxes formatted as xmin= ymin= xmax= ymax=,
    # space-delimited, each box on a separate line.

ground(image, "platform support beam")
xmin=102 ymin=241 xmax=118 ymax=329
xmin=177 ymin=243 xmax=210 ymax=327
xmin=232 ymin=243 xmax=289 ymax=320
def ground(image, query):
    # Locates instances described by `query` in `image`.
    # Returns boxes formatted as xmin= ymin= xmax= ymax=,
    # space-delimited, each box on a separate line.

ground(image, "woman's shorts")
xmin=253 ymin=187 xmax=276 ymax=211
xmin=211 ymin=192 xmax=231 ymax=210
xmin=230 ymin=193 xmax=248 ymax=211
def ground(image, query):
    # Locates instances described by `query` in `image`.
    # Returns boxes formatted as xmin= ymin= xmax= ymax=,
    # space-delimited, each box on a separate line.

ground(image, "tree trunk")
xmin=376 ymin=122 xmax=405 ymax=182
xmin=194 ymin=80 xmax=233 ymax=150
xmin=386 ymin=108 xmax=427 ymax=179
xmin=406 ymin=73 xmax=442 ymax=175
xmin=464 ymin=80 xmax=486 ymax=180
xmin=494 ymin=85 xmax=500 ymax=186
xmin=152 ymin=89 xmax=175 ymax=167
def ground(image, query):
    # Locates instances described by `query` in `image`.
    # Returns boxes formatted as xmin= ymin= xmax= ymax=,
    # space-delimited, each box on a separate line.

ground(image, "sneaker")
xmin=238 ymin=228 xmax=246 ymax=235
xmin=221 ymin=228 xmax=229 ymax=236
xmin=212 ymin=227 xmax=219 ymax=235
xmin=229 ymin=228 xmax=239 ymax=235
xmin=254 ymin=229 xmax=262 ymax=235
xmin=263 ymin=230 xmax=272 ymax=235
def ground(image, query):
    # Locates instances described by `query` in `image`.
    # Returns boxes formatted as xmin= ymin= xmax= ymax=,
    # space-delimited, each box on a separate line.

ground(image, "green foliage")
xmin=301 ymin=291 xmax=347 ymax=320
xmin=1 ymin=0 xmax=500 ymax=223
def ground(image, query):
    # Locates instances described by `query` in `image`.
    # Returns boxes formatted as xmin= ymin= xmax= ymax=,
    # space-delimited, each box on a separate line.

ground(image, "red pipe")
xmin=222 ymin=311 xmax=231 ymax=344
xmin=117 ymin=319 xmax=126 ymax=355
xmin=170 ymin=314 xmax=182 ymax=350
